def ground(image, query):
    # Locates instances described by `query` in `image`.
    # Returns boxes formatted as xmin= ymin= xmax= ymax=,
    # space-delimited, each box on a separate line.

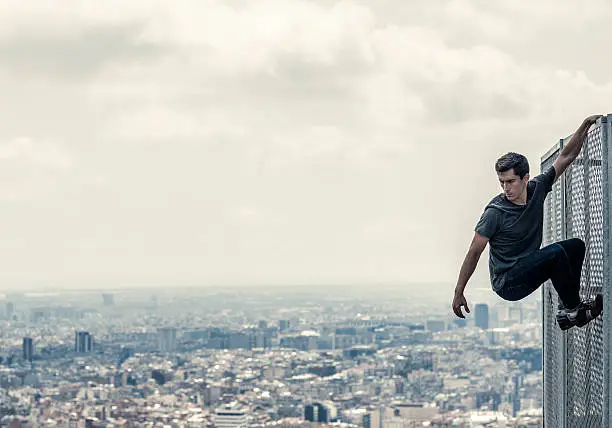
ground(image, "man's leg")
xmin=554 ymin=238 xmax=602 ymax=329
xmin=496 ymin=238 xmax=601 ymax=330
xmin=496 ymin=240 xmax=581 ymax=309
xmin=555 ymin=238 xmax=586 ymax=309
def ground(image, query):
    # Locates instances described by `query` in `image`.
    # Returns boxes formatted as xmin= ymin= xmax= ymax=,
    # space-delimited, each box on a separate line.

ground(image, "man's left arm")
xmin=553 ymin=114 xmax=603 ymax=182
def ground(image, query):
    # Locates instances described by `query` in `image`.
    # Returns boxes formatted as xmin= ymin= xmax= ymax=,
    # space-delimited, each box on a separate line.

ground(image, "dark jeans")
xmin=496 ymin=238 xmax=585 ymax=310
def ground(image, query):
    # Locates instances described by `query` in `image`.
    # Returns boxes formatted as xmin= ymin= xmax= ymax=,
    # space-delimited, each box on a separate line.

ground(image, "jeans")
xmin=495 ymin=238 xmax=585 ymax=310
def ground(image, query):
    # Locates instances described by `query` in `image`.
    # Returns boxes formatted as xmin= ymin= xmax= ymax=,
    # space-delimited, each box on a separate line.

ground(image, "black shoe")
xmin=556 ymin=294 xmax=603 ymax=331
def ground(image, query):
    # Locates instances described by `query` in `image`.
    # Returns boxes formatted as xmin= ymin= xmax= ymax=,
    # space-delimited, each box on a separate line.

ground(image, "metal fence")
xmin=542 ymin=115 xmax=611 ymax=427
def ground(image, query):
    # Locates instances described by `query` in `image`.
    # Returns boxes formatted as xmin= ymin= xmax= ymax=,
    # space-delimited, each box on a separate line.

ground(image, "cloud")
xmin=108 ymin=105 xmax=247 ymax=142
xmin=0 ymin=24 xmax=163 ymax=79
xmin=0 ymin=137 xmax=74 ymax=169
xmin=0 ymin=137 xmax=75 ymax=200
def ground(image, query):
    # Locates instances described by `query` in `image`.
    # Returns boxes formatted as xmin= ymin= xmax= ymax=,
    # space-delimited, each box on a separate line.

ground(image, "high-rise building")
xmin=75 ymin=331 xmax=93 ymax=353
xmin=215 ymin=406 xmax=247 ymax=428
xmin=362 ymin=413 xmax=371 ymax=428
xmin=5 ymin=302 xmax=14 ymax=320
xmin=542 ymin=115 xmax=611 ymax=426
xmin=158 ymin=327 xmax=177 ymax=352
xmin=474 ymin=304 xmax=489 ymax=330
xmin=305 ymin=403 xmax=330 ymax=423
xmin=102 ymin=293 xmax=114 ymax=307
xmin=23 ymin=337 xmax=33 ymax=362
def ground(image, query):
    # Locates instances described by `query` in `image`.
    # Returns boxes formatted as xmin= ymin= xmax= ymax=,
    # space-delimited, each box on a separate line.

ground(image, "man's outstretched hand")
xmin=584 ymin=114 xmax=603 ymax=126
xmin=452 ymin=292 xmax=470 ymax=319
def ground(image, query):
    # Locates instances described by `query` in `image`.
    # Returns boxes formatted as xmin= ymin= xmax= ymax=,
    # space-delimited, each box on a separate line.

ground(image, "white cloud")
xmin=0 ymin=137 xmax=74 ymax=169
xmin=109 ymin=106 xmax=247 ymax=142
xmin=0 ymin=138 xmax=75 ymax=200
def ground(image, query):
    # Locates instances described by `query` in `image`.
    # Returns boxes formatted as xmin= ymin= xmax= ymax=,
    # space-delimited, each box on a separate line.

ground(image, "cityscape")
xmin=0 ymin=284 xmax=543 ymax=427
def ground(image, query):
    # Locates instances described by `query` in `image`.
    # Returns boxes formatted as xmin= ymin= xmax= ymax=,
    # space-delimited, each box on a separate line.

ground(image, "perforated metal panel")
xmin=565 ymin=123 xmax=605 ymax=427
xmin=542 ymin=116 xmax=611 ymax=427
xmin=542 ymin=141 xmax=566 ymax=428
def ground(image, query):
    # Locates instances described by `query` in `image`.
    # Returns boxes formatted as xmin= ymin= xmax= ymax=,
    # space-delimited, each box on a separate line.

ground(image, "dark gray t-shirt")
xmin=475 ymin=166 xmax=557 ymax=291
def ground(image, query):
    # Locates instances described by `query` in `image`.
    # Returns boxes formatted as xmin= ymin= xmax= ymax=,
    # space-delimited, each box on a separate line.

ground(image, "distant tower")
xmin=513 ymin=374 xmax=521 ymax=417
xmin=5 ymin=302 xmax=14 ymax=320
xmin=75 ymin=331 xmax=93 ymax=353
xmin=305 ymin=403 xmax=329 ymax=423
xmin=158 ymin=327 xmax=177 ymax=352
xmin=362 ymin=412 xmax=372 ymax=428
xmin=102 ymin=294 xmax=115 ymax=307
xmin=23 ymin=337 xmax=33 ymax=362
xmin=475 ymin=304 xmax=489 ymax=330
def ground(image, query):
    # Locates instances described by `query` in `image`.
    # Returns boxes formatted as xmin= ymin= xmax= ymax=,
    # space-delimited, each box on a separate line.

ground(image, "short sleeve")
xmin=532 ymin=165 xmax=557 ymax=194
xmin=475 ymin=208 xmax=501 ymax=239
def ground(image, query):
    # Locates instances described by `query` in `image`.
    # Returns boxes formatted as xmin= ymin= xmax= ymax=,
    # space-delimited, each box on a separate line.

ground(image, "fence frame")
xmin=541 ymin=115 xmax=612 ymax=427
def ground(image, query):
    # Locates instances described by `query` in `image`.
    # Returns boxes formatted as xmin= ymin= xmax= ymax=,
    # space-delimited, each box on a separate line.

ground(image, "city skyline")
xmin=0 ymin=284 xmax=544 ymax=425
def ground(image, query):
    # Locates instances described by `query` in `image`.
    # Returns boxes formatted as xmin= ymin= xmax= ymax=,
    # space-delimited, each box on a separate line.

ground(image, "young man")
xmin=453 ymin=114 xmax=604 ymax=330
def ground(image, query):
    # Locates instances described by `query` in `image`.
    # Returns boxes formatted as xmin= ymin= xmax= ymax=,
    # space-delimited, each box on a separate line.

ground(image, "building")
xmin=102 ymin=293 xmax=114 ymax=307
xmin=304 ymin=403 xmax=332 ymax=423
xmin=75 ymin=331 xmax=93 ymax=353
xmin=513 ymin=375 xmax=521 ymax=417
xmin=452 ymin=318 xmax=467 ymax=329
xmin=215 ymin=406 xmax=248 ymax=428
xmin=158 ymin=327 xmax=177 ymax=352
xmin=5 ymin=302 xmax=14 ymax=320
xmin=542 ymin=115 xmax=610 ymax=426
xmin=22 ymin=337 xmax=33 ymax=362
xmin=474 ymin=304 xmax=489 ymax=330
xmin=362 ymin=412 xmax=371 ymax=428
xmin=425 ymin=320 xmax=445 ymax=332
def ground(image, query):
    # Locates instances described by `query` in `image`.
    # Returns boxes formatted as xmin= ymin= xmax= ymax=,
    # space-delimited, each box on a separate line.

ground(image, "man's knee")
xmin=568 ymin=237 xmax=585 ymax=249
xmin=559 ymin=238 xmax=585 ymax=257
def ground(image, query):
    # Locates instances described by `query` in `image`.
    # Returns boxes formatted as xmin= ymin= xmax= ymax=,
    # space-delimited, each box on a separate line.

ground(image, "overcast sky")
xmin=0 ymin=0 xmax=611 ymax=291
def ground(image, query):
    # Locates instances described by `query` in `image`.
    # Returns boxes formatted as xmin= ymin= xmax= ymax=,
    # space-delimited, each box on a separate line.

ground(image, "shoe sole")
xmin=556 ymin=294 xmax=603 ymax=331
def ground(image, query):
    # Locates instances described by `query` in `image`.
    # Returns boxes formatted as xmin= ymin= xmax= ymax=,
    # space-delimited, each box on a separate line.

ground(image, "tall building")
xmin=513 ymin=374 xmax=521 ymax=417
xmin=215 ymin=406 xmax=247 ymax=428
xmin=474 ymin=304 xmax=489 ymax=330
xmin=542 ymin=115 xmax=611 ymax=426
xmin=75 ymin=331 xmax=93 ymax=353
xmin=158 ymin=327 xmax=177 ymax=352
xmin=5 ymin=302 xmax=14 ymax=320
xmin=23 ymin=337 xmax=33 ymax=362
xmin=305 ymin=403 xmax=330 ymax=423
xmin=102 ymin=293 xmax=115 ymax=307
xmin=362 ymin=412 xmax=371 ymax=428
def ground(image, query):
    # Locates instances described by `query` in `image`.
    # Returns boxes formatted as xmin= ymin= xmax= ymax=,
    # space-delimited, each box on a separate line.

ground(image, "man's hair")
xmin=495 ymin=152 xmax=529 ymax=179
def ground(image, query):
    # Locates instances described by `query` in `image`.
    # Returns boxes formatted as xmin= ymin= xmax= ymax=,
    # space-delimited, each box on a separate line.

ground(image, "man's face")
xmin=498 ymin=169 xmax=529 ymax=203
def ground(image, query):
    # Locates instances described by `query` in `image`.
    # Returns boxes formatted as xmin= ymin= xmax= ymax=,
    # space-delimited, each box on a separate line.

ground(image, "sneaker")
xmin=556 ymin=294 xmax=603 ymax=331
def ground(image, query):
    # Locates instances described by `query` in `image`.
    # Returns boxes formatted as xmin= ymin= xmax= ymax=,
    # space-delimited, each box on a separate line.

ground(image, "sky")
xmin=0 ymin=0 xmax=611 ymax=291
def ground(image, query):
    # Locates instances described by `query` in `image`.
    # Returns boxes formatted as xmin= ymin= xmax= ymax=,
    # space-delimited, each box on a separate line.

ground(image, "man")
xmin=453 ymin=114 xmax=604 ymax=330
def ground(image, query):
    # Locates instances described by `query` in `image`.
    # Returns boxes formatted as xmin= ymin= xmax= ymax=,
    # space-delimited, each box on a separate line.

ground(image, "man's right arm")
xmin=455 ymin=232 xmax=489 ymax=295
